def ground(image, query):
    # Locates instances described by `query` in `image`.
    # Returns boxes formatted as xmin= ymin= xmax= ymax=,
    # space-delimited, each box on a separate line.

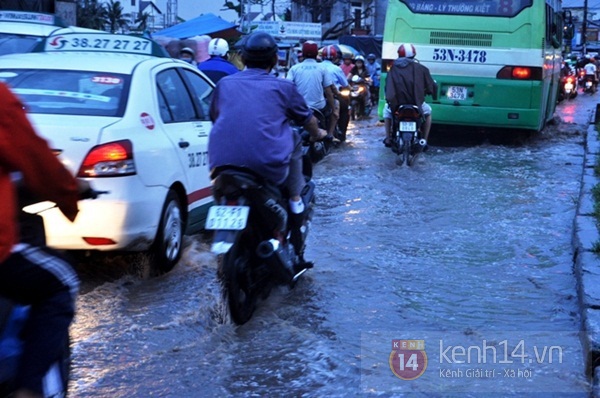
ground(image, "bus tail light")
xmin=78 ymin=140 xmax=136 ymax=177
xmin=496 ymin=66 xmax=542 ymax=80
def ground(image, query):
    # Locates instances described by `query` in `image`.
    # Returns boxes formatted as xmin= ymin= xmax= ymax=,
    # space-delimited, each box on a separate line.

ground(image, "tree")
xmin=291 ymin=0 xmax=336 ymax=23
xmin=106 ymin=0 xmax=130 ymax=33
xmin=222 ymin=0 xmax=280 ymax=20
xmin=77 ymin=0 xmax=108 ymax=30
xmin=135 ymin=11 xmax=151 ymax=32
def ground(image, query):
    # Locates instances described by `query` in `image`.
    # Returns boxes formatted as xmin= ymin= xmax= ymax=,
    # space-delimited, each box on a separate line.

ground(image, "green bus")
xmin=379 ymin=0 xmax=568 ymax=132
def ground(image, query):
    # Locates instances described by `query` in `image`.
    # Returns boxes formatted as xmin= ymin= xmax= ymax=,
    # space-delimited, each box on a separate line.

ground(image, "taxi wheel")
xmin=150 ymin=190 xmax=183 ymax=275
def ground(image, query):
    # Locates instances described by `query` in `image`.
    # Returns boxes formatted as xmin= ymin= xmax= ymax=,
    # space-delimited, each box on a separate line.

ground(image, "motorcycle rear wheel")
xmin=221 ymin=237 xmax=257 ymax=325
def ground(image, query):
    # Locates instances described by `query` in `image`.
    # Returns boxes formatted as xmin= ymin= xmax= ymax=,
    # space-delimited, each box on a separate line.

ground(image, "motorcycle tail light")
xmin=396 ymin=108 xmax=420 ymax=118
xmin=78 ymin=140 xmax=136 ymax=177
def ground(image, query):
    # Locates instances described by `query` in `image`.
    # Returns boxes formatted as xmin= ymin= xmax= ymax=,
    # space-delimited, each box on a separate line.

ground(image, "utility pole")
xmin=583 ymin=0 xmax=588 ymax=53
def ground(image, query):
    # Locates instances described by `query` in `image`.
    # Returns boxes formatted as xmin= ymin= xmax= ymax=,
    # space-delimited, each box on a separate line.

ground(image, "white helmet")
xmin=208 ymin=38 xmax=229 ymax=57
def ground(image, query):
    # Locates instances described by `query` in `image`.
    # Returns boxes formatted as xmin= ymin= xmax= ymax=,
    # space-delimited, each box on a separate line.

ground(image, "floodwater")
xmin=70 ymin=95 xmax=597 ymax=397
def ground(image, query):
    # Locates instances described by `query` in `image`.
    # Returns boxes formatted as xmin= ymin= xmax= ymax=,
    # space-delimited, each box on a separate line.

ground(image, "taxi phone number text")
xmin=432 ymin=48 xmax=487 ymax=63
xmin=61 ymin=38 xmax=151 ymax=52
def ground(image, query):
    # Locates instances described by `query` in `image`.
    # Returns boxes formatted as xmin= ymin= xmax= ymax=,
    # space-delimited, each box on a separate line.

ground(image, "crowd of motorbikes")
xmin=559 ymin=56 xmax=600 ymax=101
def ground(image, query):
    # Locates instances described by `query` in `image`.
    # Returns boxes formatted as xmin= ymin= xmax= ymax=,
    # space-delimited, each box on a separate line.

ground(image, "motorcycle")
xmin=390 ymin=104 xmax=427 ymax=167
xmin=206 ymin=132 xmax=318 ymax=325
xmin=558 ymin=73 xmax=578 ymax=102
xmin=0 ymin=176 xmax=104 ymax=398
xmin=343 ymin=75 xmax=372 ymax=121
xmin=583 ymin=74 xmax=596 ymax=94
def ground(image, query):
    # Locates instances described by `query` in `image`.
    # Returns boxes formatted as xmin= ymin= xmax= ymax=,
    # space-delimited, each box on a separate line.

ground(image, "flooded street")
xmin=70 ymin=95 xmax=597 ymax=397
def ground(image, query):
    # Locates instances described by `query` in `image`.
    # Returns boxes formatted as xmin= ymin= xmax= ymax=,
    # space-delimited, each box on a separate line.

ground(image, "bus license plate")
xmin=205 ymin=205 xmax=250 ymax=230
xmin=446 ymin=86 xmax=468 ymax=100
xmin=400 ymin=121 xmax=417 ymax=131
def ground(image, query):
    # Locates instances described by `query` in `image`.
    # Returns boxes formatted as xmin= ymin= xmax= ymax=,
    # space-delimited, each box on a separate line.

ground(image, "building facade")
xmin=290 ymin=0 xmax=387 ymax=38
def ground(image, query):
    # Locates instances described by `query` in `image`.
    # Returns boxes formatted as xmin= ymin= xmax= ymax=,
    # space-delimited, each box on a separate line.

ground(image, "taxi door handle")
xmin=178 ymin=141 xmax=190 ymax=149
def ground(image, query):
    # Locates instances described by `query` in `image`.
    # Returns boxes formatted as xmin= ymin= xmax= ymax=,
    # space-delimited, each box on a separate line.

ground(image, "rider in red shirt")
xmin=0 ymin=82 xmax=81 ymax=398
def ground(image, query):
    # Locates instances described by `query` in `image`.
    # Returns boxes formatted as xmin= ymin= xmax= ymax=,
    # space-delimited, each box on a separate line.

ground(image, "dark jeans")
xmin=0 ymin=244 xmax=79 ymax=394
xmin=337 ymin=95 xmax=350 ymax=134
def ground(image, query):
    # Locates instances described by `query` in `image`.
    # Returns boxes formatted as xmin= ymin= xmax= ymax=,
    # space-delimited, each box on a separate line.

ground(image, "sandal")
xmin=383 ymin=138 xmax=392 ymax=148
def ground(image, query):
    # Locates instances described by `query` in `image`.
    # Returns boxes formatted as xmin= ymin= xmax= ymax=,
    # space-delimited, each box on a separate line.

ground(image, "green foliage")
xmin=77 ymin=0 xmax=108 ymax=30
xmin=106 ymin=0 xmax=130 ymax=33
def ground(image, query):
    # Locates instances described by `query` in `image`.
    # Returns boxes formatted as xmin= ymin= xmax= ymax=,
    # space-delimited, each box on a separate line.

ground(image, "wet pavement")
xmin=70 ymin=94 xmax=597 ymax=397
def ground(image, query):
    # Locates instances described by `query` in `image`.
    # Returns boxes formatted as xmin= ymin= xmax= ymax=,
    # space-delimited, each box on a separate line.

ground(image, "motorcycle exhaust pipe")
xmin=256 ymin=239 xmax=294 ymax=282
xmin=418 ymin=138 xmax=427 ymax=147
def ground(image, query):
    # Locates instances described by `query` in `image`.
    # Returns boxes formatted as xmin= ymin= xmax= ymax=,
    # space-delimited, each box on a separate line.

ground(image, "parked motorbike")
xmin=390 ymin=104 xmax=427 ymax=167
xmin=0 ymin=175 xmax=104 ymax=398
xmin=207 ymin=133 xmax=318 ymax=325
xmin=343 ymin=75 xmax=372 ymax=120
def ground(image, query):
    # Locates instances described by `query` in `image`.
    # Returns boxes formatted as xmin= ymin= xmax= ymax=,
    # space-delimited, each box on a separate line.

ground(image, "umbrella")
xmin=338 ymin=44 xmax=360 ymax=58
xmin=319 ymin=44 xmax=360 ymax=59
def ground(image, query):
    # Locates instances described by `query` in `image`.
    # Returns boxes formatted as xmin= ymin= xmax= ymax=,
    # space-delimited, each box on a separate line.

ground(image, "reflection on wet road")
xmin=70 ymin=97 xmax=596 ymax=397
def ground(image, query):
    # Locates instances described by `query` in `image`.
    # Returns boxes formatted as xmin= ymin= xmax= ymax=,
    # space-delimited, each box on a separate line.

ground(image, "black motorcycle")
xmin=390 ymin=104 xmax=427 ymax=167
xmin=206 ymin=134 xmax=317 ymax=325
xmin=0 ymin=176 xmax=104 ymax=398
xmin=583 ymin=74 xmax=596 ymax=94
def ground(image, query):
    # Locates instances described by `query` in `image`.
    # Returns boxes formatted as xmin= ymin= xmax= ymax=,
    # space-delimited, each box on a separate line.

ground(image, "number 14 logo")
xmin=389 ymin=340 xmax=428 ymax=380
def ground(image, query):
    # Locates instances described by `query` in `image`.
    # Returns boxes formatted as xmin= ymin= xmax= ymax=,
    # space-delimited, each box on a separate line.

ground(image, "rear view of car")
xmin=0 ymin=32 xmax=215 ymax=275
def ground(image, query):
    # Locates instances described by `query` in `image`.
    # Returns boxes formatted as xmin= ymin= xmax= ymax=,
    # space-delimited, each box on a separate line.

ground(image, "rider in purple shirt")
xmin=208 ymin=32 xmax=327 ymax=263
xmin=209 ymin=67 xmax=311 ymax=185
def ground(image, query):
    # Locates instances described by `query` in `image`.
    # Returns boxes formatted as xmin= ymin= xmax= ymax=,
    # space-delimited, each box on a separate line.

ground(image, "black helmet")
xmin=241 ymin=32 xmax=278 ymax=67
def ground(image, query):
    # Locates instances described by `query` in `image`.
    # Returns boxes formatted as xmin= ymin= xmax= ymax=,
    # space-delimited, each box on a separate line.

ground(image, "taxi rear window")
xmin=0 ymin=33 xmax=43 ymax=55
xmin=0 ymin=69 xmax=130 ymax=117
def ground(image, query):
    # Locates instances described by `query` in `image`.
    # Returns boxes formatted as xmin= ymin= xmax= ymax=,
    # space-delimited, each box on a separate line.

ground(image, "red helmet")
xmin=322 ymin=45 xmax=338 ymax=60
xmin=398 ymin=43 xmax=416 ymax=58
xmin=302 ymin=41 xmax=319 ymax=58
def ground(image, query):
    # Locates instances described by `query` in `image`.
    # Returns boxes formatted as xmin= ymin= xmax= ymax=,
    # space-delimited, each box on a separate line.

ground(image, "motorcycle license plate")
xmin=565 ymin=82 xmax=574 ymax=91
xmin=399 ymin=121 xmax=417 ymax=131
xmin=205 ymin=205 xmax=249 ymax=230
xmin=446 ymin=86 xmax=468 ymax=100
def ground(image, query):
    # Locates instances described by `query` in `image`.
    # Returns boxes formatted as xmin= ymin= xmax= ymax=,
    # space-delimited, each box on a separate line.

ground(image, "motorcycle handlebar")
xmin=12 ymin=172 xmax=108 ymax=207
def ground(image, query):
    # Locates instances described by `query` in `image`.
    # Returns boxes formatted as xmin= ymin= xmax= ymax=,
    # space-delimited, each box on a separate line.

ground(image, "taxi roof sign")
xmin=0 ymin=10 xmax=65 ymax=27
xmin=34 ymin=32 xmax=169 ymax=57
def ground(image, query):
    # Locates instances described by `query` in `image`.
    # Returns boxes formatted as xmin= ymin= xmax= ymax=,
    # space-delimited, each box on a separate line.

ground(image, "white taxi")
xmin=0 ymin=32 xmax=215 ymax=274
xmin=0 ymin=10 xmax=103 ymax=56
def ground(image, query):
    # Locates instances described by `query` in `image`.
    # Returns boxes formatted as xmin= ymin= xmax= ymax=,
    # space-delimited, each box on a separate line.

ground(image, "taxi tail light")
xmin=77 ymin=140 xmax=136 ymax=178
xmin=83 ymin=237 xmax=116 ymax=246
xmin=496 ymin=66 xmax=542 ymax=81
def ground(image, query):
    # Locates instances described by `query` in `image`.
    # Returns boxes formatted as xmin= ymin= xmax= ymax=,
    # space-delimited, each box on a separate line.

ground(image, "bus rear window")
xmin=399 ymin=0 xmax=533 ymax=17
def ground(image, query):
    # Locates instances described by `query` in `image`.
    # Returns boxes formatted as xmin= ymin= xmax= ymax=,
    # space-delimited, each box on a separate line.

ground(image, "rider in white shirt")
xmin=584 ymin=59 xmax=598 ymax=93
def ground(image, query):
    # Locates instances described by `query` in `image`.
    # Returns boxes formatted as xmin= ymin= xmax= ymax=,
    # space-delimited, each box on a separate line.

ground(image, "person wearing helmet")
xmin=321 ymin=44 xmax=350 ymax=140
xmin=348 ymin=55 xmax=372 ymax=111
xmin=383 ymin=43 xmax=438 ymax=149
xmin=208 ymin=31 xmax=327 ymax=269
xmin=287 ymin=40 xmax=336 ymax=136
xmin=198 ymin=37 xmax=239 ymax=84
xmin=340 ymin=52 xmax=354 ymax=77
xmin=583 ymin=57 xmax=598 ymax=93
xmin=179 ymin=47 xmax=197 ymax=65
xmin=365 ymin=53 xmax=381 ymax=106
